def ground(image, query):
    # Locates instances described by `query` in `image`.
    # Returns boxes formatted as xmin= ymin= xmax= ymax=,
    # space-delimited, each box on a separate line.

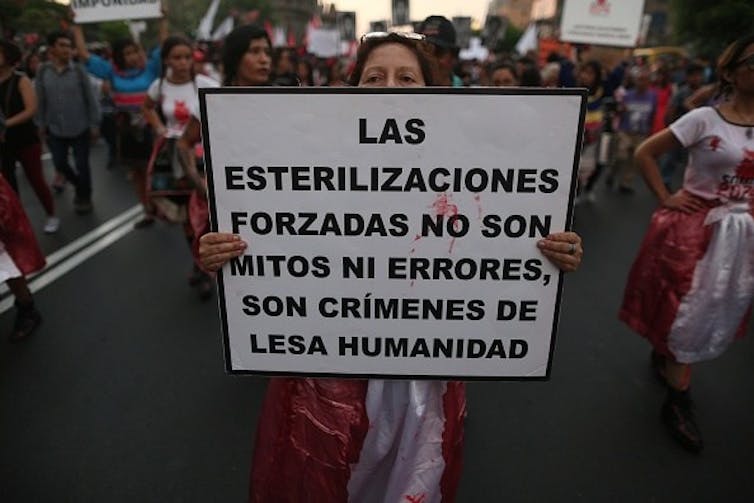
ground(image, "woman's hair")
xmin=578 ymin=60 xmax=603 ymax=92
xmin=347 ymin=33 xmax=438 ymax=86
xmin=489 ymin=61 xmax=519 ymax=81
xmin=0 ymin=39 xmax=22 ymax=67
xmin=222 ymin=24 xmax=271 ymax=86
xmin=716 ymin=34 xmax=754 ymax=97
xmin=112 ymin=37 xmax=140 ymax=70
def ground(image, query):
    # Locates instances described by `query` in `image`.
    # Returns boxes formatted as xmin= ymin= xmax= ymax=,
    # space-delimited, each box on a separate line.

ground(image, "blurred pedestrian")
xmin=69 ymin=8 xmax=169 ymax=227
xmin=0 ymin=39 xmax=59 ymax=232
xmin=0 ymin=173 xmax=44 ymax=342
xmin=613 ymin=66 xmax=657 ymax=193
xmin=620 ymin=34 xmax=754 ymax=453
xmin=417 ymin=15 xmax=463 ymax=86
xmin=143 ymin=35 xmax=219 ymax=300
xmin=36 ymin=30 xmax=100 ymax=215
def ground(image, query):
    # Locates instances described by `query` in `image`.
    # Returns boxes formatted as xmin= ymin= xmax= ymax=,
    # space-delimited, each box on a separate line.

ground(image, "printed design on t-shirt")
xmin=717 ymin=148 xmax=754 ymax=200
xmin=709 ymin=136 xmax=721 ymax=152
xmin=174 ymin=100 xmax=191 ymax=126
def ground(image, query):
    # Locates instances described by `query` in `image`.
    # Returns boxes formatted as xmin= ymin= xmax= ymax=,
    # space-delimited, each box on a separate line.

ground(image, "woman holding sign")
xmin=199 ymin=32 xmax=583 ymax=502
xmin=621 ymin=34 xmax=754 ymax=454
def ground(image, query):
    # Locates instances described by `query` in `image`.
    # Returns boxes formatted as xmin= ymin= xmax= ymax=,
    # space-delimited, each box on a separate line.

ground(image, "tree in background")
xmin=671 ymin=0 xmax=754 ymax=57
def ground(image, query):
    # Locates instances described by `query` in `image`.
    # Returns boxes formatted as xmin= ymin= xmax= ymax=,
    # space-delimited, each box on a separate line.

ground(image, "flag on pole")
xmin=197 ymin=0 xmax=221 ymax=40
xmin=212 ymin=16 xmax=234 ymax=41
xmin=515 ymin=23 xmax=538 ymax=54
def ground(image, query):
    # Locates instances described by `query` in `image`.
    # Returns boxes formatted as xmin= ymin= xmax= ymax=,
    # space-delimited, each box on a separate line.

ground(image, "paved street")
xmin=1 ymin=143 xmax=753 ymax=502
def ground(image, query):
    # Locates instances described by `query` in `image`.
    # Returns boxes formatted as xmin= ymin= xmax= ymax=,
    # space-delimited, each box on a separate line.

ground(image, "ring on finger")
xmin=568 ymin=243 xmax=576 ymax=255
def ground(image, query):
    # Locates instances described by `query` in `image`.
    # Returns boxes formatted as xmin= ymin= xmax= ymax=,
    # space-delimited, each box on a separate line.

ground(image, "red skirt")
xmin=0 ymin=175 xmax=45 ymax=276
xmin=250 ymin=378 xmax=465 ymax=503
xmin=619 ymin=203 xmax=751 ymax=359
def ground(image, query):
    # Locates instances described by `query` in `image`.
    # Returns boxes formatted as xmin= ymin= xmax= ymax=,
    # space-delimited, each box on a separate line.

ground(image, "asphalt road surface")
xmin=1 ymin=143 xmax=752 ymax=502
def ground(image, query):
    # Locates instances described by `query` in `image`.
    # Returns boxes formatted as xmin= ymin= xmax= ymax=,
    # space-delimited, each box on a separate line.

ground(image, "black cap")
xmin=417 ymin=15 xmax=457 ymax=50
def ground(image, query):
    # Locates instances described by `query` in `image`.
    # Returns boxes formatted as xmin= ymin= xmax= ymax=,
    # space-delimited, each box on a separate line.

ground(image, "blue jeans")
xmin=47 ymin=130 xmax=92 ymax=200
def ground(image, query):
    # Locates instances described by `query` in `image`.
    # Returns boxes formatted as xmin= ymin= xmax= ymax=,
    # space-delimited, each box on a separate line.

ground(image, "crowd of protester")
xmin=1 ymin=8 xmax=753 ymax=500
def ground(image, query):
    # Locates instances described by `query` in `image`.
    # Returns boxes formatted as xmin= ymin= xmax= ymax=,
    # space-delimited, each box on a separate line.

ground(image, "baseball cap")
xmin=416 ymin=15 xmax=457 ymax=50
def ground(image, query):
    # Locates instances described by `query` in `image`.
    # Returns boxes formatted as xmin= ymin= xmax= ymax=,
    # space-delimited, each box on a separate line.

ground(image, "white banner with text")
xmin=200 ymin=88 xmax=585 ymax=379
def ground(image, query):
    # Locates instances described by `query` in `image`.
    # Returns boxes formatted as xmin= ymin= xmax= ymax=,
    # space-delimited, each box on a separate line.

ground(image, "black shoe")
xmin=74 ymin=197 xmax=93 ymax=214
xmin=9 ymin=301 xmax=42 ymax=343
xmin=662 ymin=388 xmax=703 ymax=453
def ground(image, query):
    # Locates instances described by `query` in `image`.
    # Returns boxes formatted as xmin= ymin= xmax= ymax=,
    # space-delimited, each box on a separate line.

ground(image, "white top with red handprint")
xmin=147 ymin=74 xmax=219 ymax=138
xmin=670 ymin=106 xmax=754 ymax=202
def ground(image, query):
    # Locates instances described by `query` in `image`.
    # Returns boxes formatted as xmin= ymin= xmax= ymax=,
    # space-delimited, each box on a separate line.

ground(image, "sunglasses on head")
xmin=736 ymin=54 xmax=754 ymax=71
xmin=360 ymin=32 xmax=426 ymax=43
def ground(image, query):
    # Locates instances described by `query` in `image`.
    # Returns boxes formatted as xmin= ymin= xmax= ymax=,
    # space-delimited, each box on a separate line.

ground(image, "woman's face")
xmin=167 ymin=44 xmax=193 ymax=80
xmin=123 ymin=44 xmax=145 ymax=69
xmin=237 ymin=38 xmax=272 ymax=85
xmin=358 ymin=43 xmax=425 ymax=88
xmin=297 ymin=60 xmax=309 ymax=78
xmin=491 ymin=68 xmax=517 ymax=87
xmin=276 ymin=50 xmax=293 ymax=74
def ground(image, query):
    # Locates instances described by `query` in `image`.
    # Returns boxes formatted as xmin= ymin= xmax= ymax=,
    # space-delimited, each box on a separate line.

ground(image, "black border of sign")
xmin=199 ymin=87 xmax=588 ymax=381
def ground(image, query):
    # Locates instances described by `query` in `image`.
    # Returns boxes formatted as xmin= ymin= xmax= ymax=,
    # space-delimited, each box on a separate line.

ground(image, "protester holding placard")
xmin=620 ymin=34 xmax=754 ymax=454
xmin=142 ymin=35 xmax=218 ymax=299
xmin=69 ymin=8 xmax=169 ymax=229
xmin=199 ymin=31 xmax=583 ymax=502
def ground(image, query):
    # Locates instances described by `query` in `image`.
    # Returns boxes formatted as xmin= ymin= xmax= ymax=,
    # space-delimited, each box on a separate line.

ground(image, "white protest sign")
xmin=71 ymin=0 xmax=162 ymax=24
xmin=560 ymin=0 xmax=646 ymax=48
xmin=200 ymin=89 xmax=585 ymax=379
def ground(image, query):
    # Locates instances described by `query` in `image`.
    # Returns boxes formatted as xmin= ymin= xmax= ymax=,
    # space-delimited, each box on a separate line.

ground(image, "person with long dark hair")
xmin=620 ymin=34 xmax=754 ymax=453
xmin=69 ymin=9 xmax=168 ymax=228
xmin=198 ymin=31 xmax=583 ymax=501
xmin=142 ymin=35 xmax=218 ymax=299
xmin=0 ymin=39 xmax=58 ymax=232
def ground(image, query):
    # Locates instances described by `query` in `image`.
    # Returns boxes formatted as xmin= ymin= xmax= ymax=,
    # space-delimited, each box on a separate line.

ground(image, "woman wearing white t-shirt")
xmin=621 ymin=34 xmax=754 ymax=454
xmin=143 ymin=35 xmax=219 ymax=299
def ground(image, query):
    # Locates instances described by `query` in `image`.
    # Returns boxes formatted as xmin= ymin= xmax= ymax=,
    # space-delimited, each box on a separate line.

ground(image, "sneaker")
xmin=9 ymin=301 xmax=42 ymax=343
xmin=661 ymin=388 xmax=703 ymax=453
xmin=74 ymin=198 xmax=93 ymax=215
xmin=43 ymin=216 xmax=60 ymax=234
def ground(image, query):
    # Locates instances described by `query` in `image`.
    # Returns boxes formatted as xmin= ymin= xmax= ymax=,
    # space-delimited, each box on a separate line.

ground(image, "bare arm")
xmin=634 ymin=129 xmax=706 ymax=213
xmin=70 ymin=23 xmax=90 ymax=62
xmin=5 ymin=76 xmax=37 ymax=128
xmin=142 ymin=95 xmax=166 ymax=136
xmin=158 ymin=3 xmax=170 ymax=44
xmin=177 ymin=117 xmax=205 ymax=193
